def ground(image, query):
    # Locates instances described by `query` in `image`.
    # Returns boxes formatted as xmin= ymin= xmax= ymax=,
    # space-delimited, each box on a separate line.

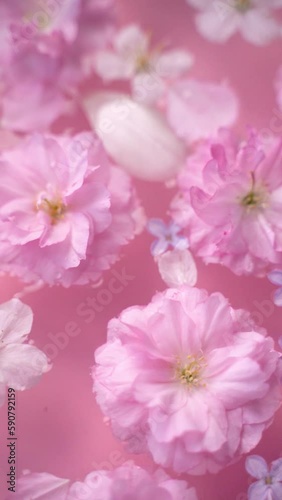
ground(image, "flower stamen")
xmin=241 ymin=171 xmax=268 ymax=210
xmin=37 ymin=197 xmax=66 ymax=224
xmin=175 ymin=354 xmax=206 ymax=389
xmin=235 ymin=0 xmax=251 ymax=12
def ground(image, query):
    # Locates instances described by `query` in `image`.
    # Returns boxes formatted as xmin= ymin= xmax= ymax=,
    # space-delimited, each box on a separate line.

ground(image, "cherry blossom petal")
xmin=156 ymin=249 xmax=198 ymax=287
xmin=0 ymin=344 xmax=50 ymax=390
xmin=166 ymin=79 xmax=239 ymax=143
xmin=114 ymin=24 xmax=149 ymax=57
xmin=241 ymin=9 xmax=281 ymax=46
xmin=271 ymin=458 xmax=282 ymax=480
xmin=95 ymin=51 xmax=133 ymax=81
xmin=195 ymin=8 xmax=240 ymax=43
xmin=15 ymin=472 xmax=71 ymax=500
xmin=156 ymin=49 xmax=194 ymax=79
xmin=0 ymin=298 xmax=32 ymax=344
xmin=83 ymin=92 xmax=186 ymax=181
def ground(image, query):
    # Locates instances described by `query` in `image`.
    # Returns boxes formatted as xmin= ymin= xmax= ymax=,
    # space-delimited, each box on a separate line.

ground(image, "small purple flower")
xmin=245 ymin=455 xmax=282 ymax=500
xmin=268 ymin=270 xmax=282 ymax=307
xmin=147 ymin=218 xmax=189 ymax=256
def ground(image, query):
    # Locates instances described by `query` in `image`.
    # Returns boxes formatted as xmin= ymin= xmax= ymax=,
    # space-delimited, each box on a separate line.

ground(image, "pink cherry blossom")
xmin=0 ymin=298 xmax=50 ymax=406
xmin=0 ymin=132 xmax=144 ymax=287
xmin=171 ymin=129 xmax=282 ymax=276
xmin=13 ymin=465 xmax=198 ymax=499
xmin=94 ymin=24 xmax=194 ymax=104
xmin=186 ymin=0 xmax=282 ymax=45
xmin=0 ymin=0 xmax=116 ymax=131
xmin=93 ymin=286 xmax=281 ymax=475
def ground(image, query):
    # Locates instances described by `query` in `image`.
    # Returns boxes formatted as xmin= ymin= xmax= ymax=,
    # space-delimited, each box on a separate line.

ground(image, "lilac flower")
xmin=147 ymin=218 xmax=189 ymax=256
xmin=246 ymin=455 xmax=282 ymax=500
xmin=268 ymin=270 xmax=282 ymax=307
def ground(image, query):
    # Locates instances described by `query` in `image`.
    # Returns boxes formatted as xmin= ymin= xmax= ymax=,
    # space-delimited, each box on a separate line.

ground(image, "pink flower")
xmin=186 ymin=0 xmax=282 ymax=45
xmin=0 ymin=298 xmax=50 ymax=406
xmin=0 ymin=132 xmax=144 ymax=287
xmin=0 ymin=0 xmax=116 ymax=131
xmin=94 ymin=24 xmax=194 ymax=104
xmin=13 ymin=465 xmax=198 ymax=499
xmin=93 ymin=286 xmax=281 ymax=475
xmin=171 ymin=129 xmax=282 ymax=276
xmin=245 ymin=455 xmax=282 ymax=500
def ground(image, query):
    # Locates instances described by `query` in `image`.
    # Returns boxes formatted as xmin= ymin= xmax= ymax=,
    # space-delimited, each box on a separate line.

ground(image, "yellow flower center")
xmin=240 ymin=172 xmax=268 ymax=210
xmin=265 ymin=476 xmax=273 ymax=485
xmin=135 ymin=52 xmax=152 ymax=73
xmin=175 ymin=354 xmax=206 ymax=388
xmin=235 ymin=0 xmax=251 ymax=12
xmin=38 ymin=197 xmax=66 ymax=224
xmin=241 ymin=191 xmax=263 ymax=207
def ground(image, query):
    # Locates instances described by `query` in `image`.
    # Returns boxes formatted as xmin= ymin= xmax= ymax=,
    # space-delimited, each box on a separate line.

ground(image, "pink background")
xmin=1 ymin=1 xmax=282 ymax=499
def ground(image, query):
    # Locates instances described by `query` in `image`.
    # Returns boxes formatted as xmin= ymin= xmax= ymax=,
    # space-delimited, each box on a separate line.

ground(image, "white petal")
xmin=156 ymin=50 xmax=194 ymax=79
xmin=167 ymin=78 xmax=239 ymax=142
xmin=0 ymin=298 xmax=33 ymax=345
xmin=95 ymin=51 xmax=134 ymax=81
xmin=0 ymin=344 xmax=50 ymax=390
xmin=15 ymin=472 xmax=70 ymax=500
xmin=156 ymin=248 xmax=198 ymax=287
xmin=82 ymin=92 xmax=186 ymax=181
xmin=195 ymin=7 xmax=240 ymax=43
xmin=132 ymin=72 xmax=165 ymax=105
xmin=114 ymin=24 xmax=149 ymax=57
xmin=241 ymin=9 xmax=281 ymax=46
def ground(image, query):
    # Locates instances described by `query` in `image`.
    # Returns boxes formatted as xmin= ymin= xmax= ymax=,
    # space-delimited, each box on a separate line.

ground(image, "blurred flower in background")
xmin=186 ymin=0 xmax=282 ymax=45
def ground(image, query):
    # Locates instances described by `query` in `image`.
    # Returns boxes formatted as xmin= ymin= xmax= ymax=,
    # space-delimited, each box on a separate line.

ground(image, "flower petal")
xmin=0 ymin=299 xmax=33 ymax=345
xmin=156 ymin=249 xmax=198 ymax=287
xmin=273 ymin=288 xmax=282 ymax=307
xmin=0 ymin=344 xmax=50 ymax=391
xmin=167 ymin=79 xmax=239 ymax=143
xmin=245 ymin=455 xmax=269 ymax=479
xmin=14 ymin=472 xmax=71 ymax=500
xmin=83 ymin=92 xmax=186 ymax=181
xmin=195 ymin=8 xmax=240 ymax=43
xmin=95 ymin=51 xmax=133 ymax=81
xmin=147 ymin=219 xmax=168 ymax=238
xmin=241 ymin=9 xmax=281 ymax=46
xmin=156 ymin=50 xmax=194 ymax=79
xmin=268 ymin=270 xmax=282 ymax=286
xmin=271 ymin=458 xmax=282 ymax=480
